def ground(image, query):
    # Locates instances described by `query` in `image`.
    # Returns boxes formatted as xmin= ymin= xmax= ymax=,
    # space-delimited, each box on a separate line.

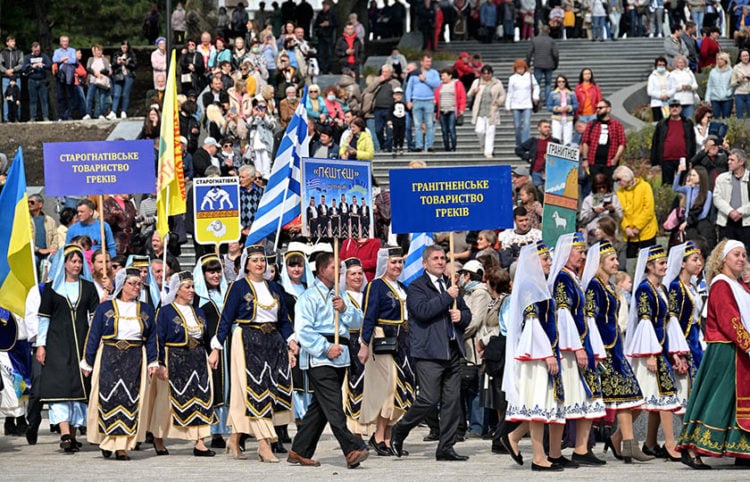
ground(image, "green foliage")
xmin=723 ymin=117 xmax=750 ymax=148
xmin=622 ymin=123 xmax=655 ymax=163
xmin=398 ymin=46 xmax=456 ymax=62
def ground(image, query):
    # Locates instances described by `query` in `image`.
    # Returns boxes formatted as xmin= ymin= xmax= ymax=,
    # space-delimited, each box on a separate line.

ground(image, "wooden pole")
xmin=449 ymin=231 xmax=456 ymax=309
xmin=98 ymin=195 xmax=106 ymax=276
xmin=334 ymin=236 xmax=339 ymax=345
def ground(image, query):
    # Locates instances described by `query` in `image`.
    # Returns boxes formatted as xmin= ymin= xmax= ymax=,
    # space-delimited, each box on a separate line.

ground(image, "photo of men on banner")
xmin=301 ymin=158 xmax=373 ymax=240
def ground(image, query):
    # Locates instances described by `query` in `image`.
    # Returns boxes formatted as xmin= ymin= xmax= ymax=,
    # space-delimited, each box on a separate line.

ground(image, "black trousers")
xmin=394 ymin=345 xmax=462 ymax=454
xmin=720 ymin=219 xmax=750 ymax=248
xmin=290 ymin=365 xmax=363 ymax=458
xmin=26 ymin=347 xmax=44 ymax=433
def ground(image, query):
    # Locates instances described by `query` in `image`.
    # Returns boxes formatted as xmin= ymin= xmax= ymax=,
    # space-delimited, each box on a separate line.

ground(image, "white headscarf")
xmin=161 ymin=271 xmax=193 ymax=306
xmin=665 ymin=242 xmax=689 ymax=288
xmin=192 ymin=254 xmax=228 ymax=307
xmin=112 ymin=267 xmax=141 ymax=300
xmin=548 ymin=233 xmax=574 ymax=292
xmin=47 ymin=244 xmax=93 ymax=296
xmin=502 ymin=243 xmax=552 ymax=406
xmin=581 ymin=242 xmax=601 ymax=291
xmin=624 ymin=247 xmax=655 ymax=355
xmin=340 ymin=258 xmax=366 ymax=293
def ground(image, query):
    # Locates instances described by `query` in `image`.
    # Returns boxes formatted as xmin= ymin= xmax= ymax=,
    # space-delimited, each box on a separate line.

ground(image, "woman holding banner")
xmin=358 ymin=247 xmax=415 ymax=456
xmin=36 ymin=244 xmax=100 ymax=453
xmin=208 ymin=245 xmax=296 ymax=462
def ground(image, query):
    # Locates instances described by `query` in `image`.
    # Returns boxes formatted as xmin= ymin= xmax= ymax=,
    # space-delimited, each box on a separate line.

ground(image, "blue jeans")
xmin=406 ymin=112 xmax=415 ymax=150
xmin=75 ymin=85 xmax=87 ymax=117
xmin=534 ymin=68 xmax=553 ymax=104
xmin=629 ymin=9 xmax=643 ymax=37
xmin=374 ymin=108 xmax=393 ymax=151
xmin=365 ymin=117 xmax=380 ymax=152
xmin=736 ymin=94 xmax=750 ymax=119
xmin=681 ymin=104 xmax=695 ymax=120
xmin=439 ymin=111 xmax=456 ymax=151
xmin=691 ymin=11 xmax=704 ymax=28
xmin=111 ymin=75 xmax=134 ymax=115
xmin=28 ymin=78 xmax=49 ymax=120
xmin=86 ymin=84 xmax=108 ymax=117
xmin=711 ymin=99 xmax=732 ymax=119
xmin=411 ymin=99 xmax=435 ymax=150
xmin=512 ymin=108 xmax=532 ymax=146
xmin=592 ymin=16 xmax=606 ymax=40
xmin=2 ymin=77 xmax=21 ymax=121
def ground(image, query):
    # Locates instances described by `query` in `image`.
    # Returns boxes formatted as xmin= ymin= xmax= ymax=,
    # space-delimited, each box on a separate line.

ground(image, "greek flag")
xmin=245 ymin=94 xmax=309 ymax=247
xmin=399 ymin=232 xmax=434 ymax=286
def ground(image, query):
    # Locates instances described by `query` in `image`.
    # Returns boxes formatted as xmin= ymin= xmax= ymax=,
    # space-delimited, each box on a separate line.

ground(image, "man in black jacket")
xmin=313 ymin=0 xmax=338 ymax=74
xmin=391 ymin=245 xmax=472 ymax=461
xmin=515 ymin=119 xmax=560 ymax=188
xmin=650 ymin=98 xmax=696 ymax=186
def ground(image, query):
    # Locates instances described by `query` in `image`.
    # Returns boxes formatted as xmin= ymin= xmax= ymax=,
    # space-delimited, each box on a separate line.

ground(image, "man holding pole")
xmin=289 ymin=251 xmax=370 ymax=468
xmin=65 ymin=198 xmax=116 ymax=254
xmin=390 ymin=245 xmax=472 ymax=461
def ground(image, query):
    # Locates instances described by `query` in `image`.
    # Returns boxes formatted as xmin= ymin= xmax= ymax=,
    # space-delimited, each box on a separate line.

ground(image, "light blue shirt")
xmin=52 ymin=47 xmax=77 ymax=65
xmin=295 ymin=278 xmax=354 ymax=370
xmin=65 ymin=219 xmax=117 ymax=255
xmin=498 ymin=295 xmax=511 ymax=337
xmin=405 ymin=69 xmax=441 ymax=102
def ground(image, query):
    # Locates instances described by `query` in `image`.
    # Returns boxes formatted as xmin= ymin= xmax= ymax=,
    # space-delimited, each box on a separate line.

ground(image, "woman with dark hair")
xmin=505 ymin=59 xmax=539 ymax=147
xmin=138 ymin=107 xmax=161 ymax=140
xmin=673 ymin=164 xmax=715 ymax=249
xmin=209 ymin=246 xmax=296 ymax=461
xmin=575 ymin=68 xmax=602 ymax=123
xmin=647 ymin=56 xmax=673 ymax=122
xmin=546 ymin=75 xmax=578 ymax=145
xmin=340 ymin=117 xmax=374 ymax=160
xmin=82 ymin=267 xmax=158 ymax=460
xmin=110 ymin=40 xmax=136 ymax=120
xmin=593 ymin=215 xmax=627 ymax=269
xmin=693 ymin=105 xmax=714 ymax=147
xmin=579 ymin=173 xmax=623 ymax=241
xmin=192 ymin=254 xmax=230 ymax=449
xmin=156 ymin=271 xmax=216 ymax=457
xmin=732 ymin=49 xmax=750 ymax=118
xmin=37 ymin=244 xmax=99 ymax=453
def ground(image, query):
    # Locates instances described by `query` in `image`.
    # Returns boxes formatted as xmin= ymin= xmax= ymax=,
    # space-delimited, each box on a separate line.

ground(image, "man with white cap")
xmin=192 ymin=137 xmax=221 ymax=178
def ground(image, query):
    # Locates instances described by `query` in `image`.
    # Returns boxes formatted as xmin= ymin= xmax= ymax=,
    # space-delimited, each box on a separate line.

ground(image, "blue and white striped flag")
xmin=399 ymin=232 xmax=434 ymax=286
xmin=245 ymin=94 xmax=309 ymax=247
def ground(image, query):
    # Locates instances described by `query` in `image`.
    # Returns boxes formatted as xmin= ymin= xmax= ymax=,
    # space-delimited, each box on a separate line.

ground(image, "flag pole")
xmin=161 ymin=185 xmax=170 ymax=299
xmin=449 ymin=231 xmax=456 ymax=309
xmin=98 ymin=195 xmax=107 ymax=277
xmin=334 ymin=236 xmax=339 ymax=345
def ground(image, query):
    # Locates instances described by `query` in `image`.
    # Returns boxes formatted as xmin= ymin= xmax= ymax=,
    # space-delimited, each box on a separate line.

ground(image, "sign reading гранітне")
xmin=43 ymin=140 xmax=156 ymax=196
xmin=389 ymin=165 xmax=514 ymax=233
xmin=541 ymin=142 xmax=580 ymax=248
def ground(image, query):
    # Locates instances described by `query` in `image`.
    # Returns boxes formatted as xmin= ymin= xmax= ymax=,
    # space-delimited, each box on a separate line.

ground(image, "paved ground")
xmin=1 ymin=422 xmax=745 ymax=480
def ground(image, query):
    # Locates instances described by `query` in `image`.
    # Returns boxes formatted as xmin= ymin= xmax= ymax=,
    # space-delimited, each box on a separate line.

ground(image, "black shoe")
xmin=369 ymin=435 xmax=393 ymax=456
xmin=604 ymin=435 xmax=623 ymax=460
xmin=682 ymin=451 xmax=712 ymax=470
xmin=239 ymin=433 xmax=249 ymax=452
xmin=662 ymin=444 xmax=681 ymax=461
xmin=456 ymin=434 xmax=465 ymax=442
xmin=423 ymin=432 xmax=439 ymax=442
xmin=427 ymin=147 xmax=435 ymax=153
xmin=14 ymin=416 xmax=28 ymax=436
xmin=572 ymin=450 xmax=607 ymax=466
xmin=491 ymin=444 xmax=509 ymax=455
xmin=500 ymin=433 xmax=523 ymax=466
xmin=101 ymin=449 xmax=112 ymax=458
xmin=210 ymin=436 xmax=226 ymax=449
xmin=278 ymin=426 xmax=291 ymax=444
xmin=271 ymin=441 xmax=288 ymax=454
xmin=436 ymin=448 xmax=469 ymax=461
xmin=50 ymin=423 xmax=60 ymax=434
xmin=59 ymin=434 xmax=72 ymax=450
xmin=78 ymin=426 xmax=86 ymax=437
xmin=548 ymin=455 xmax=579 ymax=468
xmin=390 ymin=426 xmax=406 ymax=457
xmin=736 ymin=457 xmax=750 ymax=466
xmin=5 ymin=418 xmax=17 ymax=435
xmin=193 ymin=447 xmax=216 ymax=457
xmin=26 ymin=428 xmax=38 ymax=445
xmin=154 ymin=446 xmax=169 ymax=456
xmin=532 ymin=462 xmax=564 ymax=472
xmin=144 ymin=432 xmax=154 ymax=445
xmin=134 ymin=442 xmax=141 ymax=451
xmin=71 ymin=438 xmax=82 ymax=449
xmin=115 ymin=453 xmax=131 ymax=461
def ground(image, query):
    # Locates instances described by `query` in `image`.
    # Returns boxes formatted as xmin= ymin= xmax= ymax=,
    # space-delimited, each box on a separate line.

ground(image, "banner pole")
xmin=449 ymin=231 xmax=456 ymax=309
xmin=161 ymin=186 xmax=170 ymax=299
xmin=334 ymin=236 xmax=339 ymax=345
xmin=98 ymin=195 xmax=106 ymax=276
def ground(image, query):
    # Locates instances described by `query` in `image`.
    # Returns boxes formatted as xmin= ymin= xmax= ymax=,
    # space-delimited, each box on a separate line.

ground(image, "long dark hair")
xmin=692 ymin=165 xmax=710 ymax=210
xmin=578 ymin=68 xmax=596 ymax=85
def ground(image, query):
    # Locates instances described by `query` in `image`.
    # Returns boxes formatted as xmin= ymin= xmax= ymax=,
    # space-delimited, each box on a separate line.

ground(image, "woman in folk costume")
xmin=82 ymin=267 xmax=158 ymax=460
xmin=582 ymin=241 xmax=653 ymax=463
xmin=192 ymin=254 xmax=231 ymax=450
xmin=502 ymin=241 xmax=566 ymax=472
xmin=126 ymin=254 xmax=159 ymax=310
xmin=624 ymin=245 xmax=685 ymax=461
xmin=156 ymin=271 xmax=216 ymax=457
xmin=358 ymin=247 xmax=415 ymax=456
xmin=678 ymin=240 xmax=750 ymax=469
xmin=665 ymin=241 xmax=705 ymax=414
xmin=208 ymin=245 xmax=296 ymax=462
xmin=280 ymin=242 xmax=315 ymax=426
xmin=341 ymin=257 xmax=372 ymax=438
xmin=549 ymin=232 xmax=607 ymax=466
xmin=36 ymin=244 xmax=99 ymax=453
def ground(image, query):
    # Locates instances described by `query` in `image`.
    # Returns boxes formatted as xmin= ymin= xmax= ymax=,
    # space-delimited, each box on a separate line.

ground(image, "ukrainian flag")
xmin=0 ymin=148 xmax=36 ymax=315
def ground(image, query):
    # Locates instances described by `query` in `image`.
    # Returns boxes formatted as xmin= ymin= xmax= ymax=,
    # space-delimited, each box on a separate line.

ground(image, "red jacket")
xmin=434 ymin=80 xmax=467 ymax=118
xmin=453 ymin=58 xmax=474 ymax=78
xmin=699 ymin=37 xmax=720 ymax=70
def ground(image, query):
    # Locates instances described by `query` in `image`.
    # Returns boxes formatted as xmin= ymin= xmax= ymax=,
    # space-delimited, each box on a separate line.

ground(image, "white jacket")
xmin=713 ymin=169 xmax=750 ymax=227
xmin=667 ymin=68 xmax=698 ymax=106
xmin=647 ymin=70 xmax=675 ymax=107
xmin=505 ymin=72 xmax=539 ymax=111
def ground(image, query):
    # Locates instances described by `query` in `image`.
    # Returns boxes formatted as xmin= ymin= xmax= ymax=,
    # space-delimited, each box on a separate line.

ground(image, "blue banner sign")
xmin=389 ymin=165 xmax=514 ymax=233
xmin=43 ymin=140 xmax=156 ymax=196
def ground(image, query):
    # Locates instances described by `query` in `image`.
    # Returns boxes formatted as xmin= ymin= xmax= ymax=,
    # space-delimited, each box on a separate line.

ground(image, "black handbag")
xmin=372 ymin=336 xmax=398 ymax=355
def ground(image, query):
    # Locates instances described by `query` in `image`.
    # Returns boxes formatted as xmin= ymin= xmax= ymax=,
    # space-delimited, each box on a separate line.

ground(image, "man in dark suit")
xmin=329 ymin=198 xmax=340 ymax=237
xmin=391 ymin=245 xmax=472 ymax=461
xmin=358 ymin=197 xmax=370 ymax=238
xmin=349 ymin=197 xmax=360 ymax=238
xmin=317 ymin=195 xmax=329 ymax=237
xmin=339 ymin=194 xmax=350 ymax=238
xmin=307 ymin=197 xmax=319 ymax=237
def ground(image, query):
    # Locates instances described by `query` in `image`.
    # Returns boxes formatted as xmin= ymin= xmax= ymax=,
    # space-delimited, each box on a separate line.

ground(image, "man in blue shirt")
xmin=405 ymin=55 xmax=441 ymax=153
xmin=288 ymin=252 xmax=369 ymax=469
xmin=51 ymin=35 xmax=77 ymax=120
xmin=65 ymin=198 xmax=117 ymax=255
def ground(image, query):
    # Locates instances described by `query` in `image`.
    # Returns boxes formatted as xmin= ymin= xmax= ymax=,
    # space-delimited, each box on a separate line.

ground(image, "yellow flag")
xmin=155 ymin=50 xmax=186 ymax=239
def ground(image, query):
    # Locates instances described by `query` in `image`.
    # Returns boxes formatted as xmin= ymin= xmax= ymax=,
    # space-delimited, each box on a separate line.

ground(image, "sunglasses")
xmin=254 ymin=176 xmax=263 ymax=180
xmin=223 ymin=143 xmax=232 ymax=147
xmin=111 ymin=264 xmax=121 ymax=269
xmin=28 ymin=200 xmax=36 ymax=205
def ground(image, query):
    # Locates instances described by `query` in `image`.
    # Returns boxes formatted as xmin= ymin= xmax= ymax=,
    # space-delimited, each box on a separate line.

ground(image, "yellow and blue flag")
xmin=0 ymin=148 xmax=36 ymax=315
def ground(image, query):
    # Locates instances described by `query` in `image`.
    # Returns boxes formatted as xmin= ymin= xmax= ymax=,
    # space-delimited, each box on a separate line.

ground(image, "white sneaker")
xmin=82 ymin=114 xmax=91 ymax=120
xmin=120 ymin=112 xmax=127 ymax=119
xmin=106 ymin=112 xmax=116 ymax=120
xmin=98 ymin=115 xmax=106 ymax=120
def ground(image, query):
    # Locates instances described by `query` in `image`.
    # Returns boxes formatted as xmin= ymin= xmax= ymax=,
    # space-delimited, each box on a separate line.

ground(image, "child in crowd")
xmin=4 ymin=78 xmax=21 ymax=122
xmin=614 ymin=270 xmax=632 ymax=333
xmin=518 ymin=182 xmax=543 ymax=230
xmin=390 ymin=87 xmax=407 ymax=156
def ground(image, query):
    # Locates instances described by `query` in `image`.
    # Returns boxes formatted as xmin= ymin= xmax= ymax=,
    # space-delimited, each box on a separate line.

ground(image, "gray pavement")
xmin=1 ymin=422 xmax=744 ymax=480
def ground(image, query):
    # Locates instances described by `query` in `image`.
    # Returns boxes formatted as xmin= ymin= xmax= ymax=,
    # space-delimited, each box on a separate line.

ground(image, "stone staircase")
xmin=372 ymin=37 xmax=732 ymax=187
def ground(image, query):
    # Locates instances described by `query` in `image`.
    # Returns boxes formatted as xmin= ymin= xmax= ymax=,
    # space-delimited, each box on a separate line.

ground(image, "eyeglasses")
xmin=309 ymin=90 xmax=319 ymax=93
xmin=248 ymin=257 xmax=266 ymax=263
xmin=111 ymin=264 xmax=121 ymax=269
xmin=28 ymin=200 xmax=36 ymax=205
xmin=254 ymin=176 xmax=263 ymax=180
xmin=596 ymin=105 xmax=608 ymax=110
xmin=223 ymin=143 xmax=232 ymax=147
xmin=125 ymin=280 xmax=143 ymax=288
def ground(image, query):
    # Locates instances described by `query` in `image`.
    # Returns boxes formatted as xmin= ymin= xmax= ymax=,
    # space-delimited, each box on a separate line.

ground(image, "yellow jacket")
xmin=339 ymin=130 xmax=374 ymax=161
xmin=616 ymin=178 xmax=658 ymax=242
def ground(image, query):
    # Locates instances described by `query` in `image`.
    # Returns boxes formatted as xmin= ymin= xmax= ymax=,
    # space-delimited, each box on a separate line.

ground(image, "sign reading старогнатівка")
xmin=43 ymin=140 xmax=156 ymax=196
xmin=389 ymin=165 xmax=514 ymax=233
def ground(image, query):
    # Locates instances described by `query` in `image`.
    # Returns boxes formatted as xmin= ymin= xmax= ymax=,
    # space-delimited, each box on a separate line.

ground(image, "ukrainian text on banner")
xmin=541 ymin=143 xmax=580 ymax=247
xmin=193 ymin=177 xmax=241 ymax=245
xmin=301 ymin=158 xmax=373 ymax=239
xmin=389 ymin=165 xmax=514 ymax=233
xmin=43 ymin=140 xmax=156 ymax=196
